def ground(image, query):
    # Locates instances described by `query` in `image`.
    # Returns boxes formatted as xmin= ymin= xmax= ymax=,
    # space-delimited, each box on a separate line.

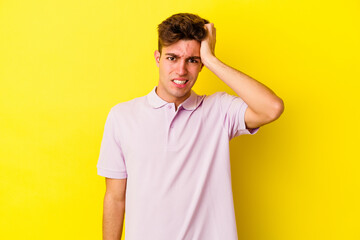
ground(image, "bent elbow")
xmin=269 ymin=98 xmax=284 ymax=121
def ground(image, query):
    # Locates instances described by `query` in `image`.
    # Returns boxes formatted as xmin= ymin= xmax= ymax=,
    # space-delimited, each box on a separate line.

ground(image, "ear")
xmin=154 ymin=50 xmax=161 ymax=67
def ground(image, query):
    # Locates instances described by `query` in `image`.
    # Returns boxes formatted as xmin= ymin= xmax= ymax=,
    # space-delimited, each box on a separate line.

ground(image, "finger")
xmin=204 ymin=23 xmax=214 ymax=30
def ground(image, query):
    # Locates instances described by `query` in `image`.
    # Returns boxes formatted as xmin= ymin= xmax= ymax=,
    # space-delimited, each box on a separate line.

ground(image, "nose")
xmin=176 ymin=60 xmax=188 ymax=76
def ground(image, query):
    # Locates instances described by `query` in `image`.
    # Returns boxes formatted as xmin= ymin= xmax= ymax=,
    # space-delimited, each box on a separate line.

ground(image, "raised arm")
xmin=103 ymin=178 xmax=127 ymax=240
xmin=200 ymin=23 xmax=284 ymax=129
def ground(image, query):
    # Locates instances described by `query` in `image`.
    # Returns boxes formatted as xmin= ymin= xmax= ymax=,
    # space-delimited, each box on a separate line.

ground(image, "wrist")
xmin=202 ymin=55 xmax=219 ymax=69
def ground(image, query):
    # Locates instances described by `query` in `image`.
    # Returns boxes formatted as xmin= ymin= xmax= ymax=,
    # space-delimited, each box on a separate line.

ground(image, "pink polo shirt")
xmin=97 ymin=86 xmax=259 ymax=240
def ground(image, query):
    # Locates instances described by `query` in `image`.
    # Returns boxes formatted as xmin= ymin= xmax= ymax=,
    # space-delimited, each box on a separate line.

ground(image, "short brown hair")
xmin=157 ymin=13 xmax=209 ymax=53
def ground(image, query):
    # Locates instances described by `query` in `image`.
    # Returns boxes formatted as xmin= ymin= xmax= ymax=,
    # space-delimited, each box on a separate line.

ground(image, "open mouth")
xmin=172 ymin=79 xmax=189 ymax=88
xmin=173 ymin=79 xmax=188 ymax=84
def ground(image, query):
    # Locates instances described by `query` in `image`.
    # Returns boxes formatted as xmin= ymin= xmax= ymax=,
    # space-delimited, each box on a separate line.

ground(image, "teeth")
xmin=173 ymin=80 xmax=186 ymax=84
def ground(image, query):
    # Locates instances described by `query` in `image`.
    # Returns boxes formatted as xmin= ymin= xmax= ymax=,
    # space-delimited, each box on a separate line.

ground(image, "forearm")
xmin=103 ymin=193 xmax=125 ymax=240
xmin=203 ymin=55 xmax=284 ymax=119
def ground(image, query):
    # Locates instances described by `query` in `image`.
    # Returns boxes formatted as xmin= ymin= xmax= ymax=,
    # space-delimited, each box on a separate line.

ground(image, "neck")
xmin=155 ymin=87 xmax=191 ymax=110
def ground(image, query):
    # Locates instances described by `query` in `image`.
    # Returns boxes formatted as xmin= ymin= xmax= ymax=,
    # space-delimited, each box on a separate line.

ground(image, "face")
xmin=154 ymin=39 xmax=203 ymax=106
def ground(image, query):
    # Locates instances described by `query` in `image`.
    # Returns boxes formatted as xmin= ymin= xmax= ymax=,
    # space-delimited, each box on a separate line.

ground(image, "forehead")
xmin=162 ymin=39 xmax=201 ymax=57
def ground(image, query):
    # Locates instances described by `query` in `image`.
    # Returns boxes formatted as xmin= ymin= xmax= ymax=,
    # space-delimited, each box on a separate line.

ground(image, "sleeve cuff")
xmin=246 ymin=127 xmax=260 ymax=135
xmin=97 ymin=168 xmax=128 ymax=179
xmin=239 ymin=102 xmax=260 ymax=135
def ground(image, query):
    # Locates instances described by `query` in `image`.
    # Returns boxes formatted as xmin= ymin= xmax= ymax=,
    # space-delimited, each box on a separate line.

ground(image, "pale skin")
xmin=200 ymin=23 xmax=284 ymax=129
xmin=102 ymin=22 xmax=284 ymax=240
xmin=154 ymin=23 xmax=284 ymax=129
xmin=103 ymin=178 xmax=126 ymax=240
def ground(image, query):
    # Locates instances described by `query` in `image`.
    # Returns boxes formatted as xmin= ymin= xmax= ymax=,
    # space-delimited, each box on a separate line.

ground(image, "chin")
xmin=172 ymin=90 xmax=191 ymax=98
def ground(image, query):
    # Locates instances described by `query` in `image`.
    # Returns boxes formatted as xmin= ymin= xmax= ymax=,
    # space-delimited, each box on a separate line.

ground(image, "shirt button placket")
xmin=166 ymin=104 xmax=174 ymax=144
xmin=169 ymin=105 xmax=175 ymax=129
xmin=167 ymin=104 xmax=178 ymax=141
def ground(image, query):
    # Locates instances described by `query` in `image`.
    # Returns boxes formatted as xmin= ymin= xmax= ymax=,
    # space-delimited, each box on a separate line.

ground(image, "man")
xmin=97 ymin=13 xmax=284 ymax=240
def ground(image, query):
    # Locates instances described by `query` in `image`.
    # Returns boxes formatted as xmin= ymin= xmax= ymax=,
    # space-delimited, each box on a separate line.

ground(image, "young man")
xmin=97 ymin=13 xmax=284 ymax=240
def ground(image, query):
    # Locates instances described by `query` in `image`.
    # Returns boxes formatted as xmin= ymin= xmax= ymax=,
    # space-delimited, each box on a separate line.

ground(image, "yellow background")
xmin=1 ymin=0 xmax=359 ymax=239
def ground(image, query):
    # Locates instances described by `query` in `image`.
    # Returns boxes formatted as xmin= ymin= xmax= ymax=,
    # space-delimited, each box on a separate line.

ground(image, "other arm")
xmin=200 ymin=23 xmax=284 ymax=129
xmin=103 ymin=178 xmax=127 ymax=240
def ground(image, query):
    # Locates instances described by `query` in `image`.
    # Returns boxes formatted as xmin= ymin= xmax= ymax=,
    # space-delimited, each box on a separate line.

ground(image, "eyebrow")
xmin=165 ymin=53 xmax=201 ymax=60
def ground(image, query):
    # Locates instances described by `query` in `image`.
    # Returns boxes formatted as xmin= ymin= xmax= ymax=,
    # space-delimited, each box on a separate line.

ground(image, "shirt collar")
xmin=146 ymin=86 xmax=204 ymax=111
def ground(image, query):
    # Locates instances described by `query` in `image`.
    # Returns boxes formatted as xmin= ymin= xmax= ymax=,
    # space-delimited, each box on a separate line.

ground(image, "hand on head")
xmin=200 ymin=23 xmax=216 ymax=64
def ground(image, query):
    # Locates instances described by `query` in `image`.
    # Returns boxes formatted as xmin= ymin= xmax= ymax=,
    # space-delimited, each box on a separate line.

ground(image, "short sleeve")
xmin=97 ymin=108 xmax=128 ymax=179
xmin=218 ymin=92 xmax=260 ymax=139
